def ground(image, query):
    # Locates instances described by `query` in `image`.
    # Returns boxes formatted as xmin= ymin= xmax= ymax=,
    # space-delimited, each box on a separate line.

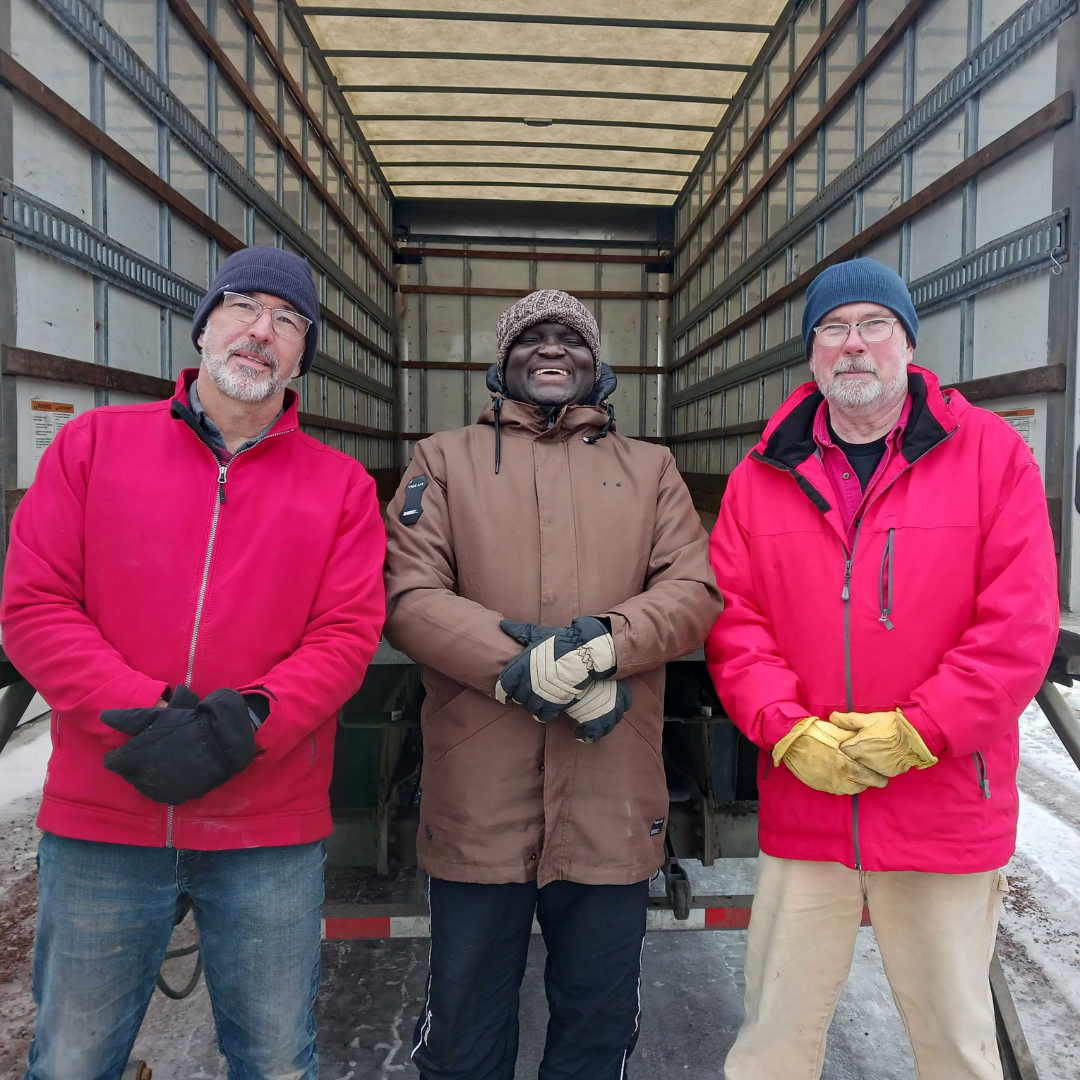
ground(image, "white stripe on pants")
xmin=724 ymin=853 xmax=1009 ymax=1080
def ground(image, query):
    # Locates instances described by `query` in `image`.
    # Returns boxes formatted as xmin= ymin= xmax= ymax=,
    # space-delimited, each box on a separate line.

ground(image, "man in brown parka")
xmin=384 ymin=289 xmax=723 ymax=1080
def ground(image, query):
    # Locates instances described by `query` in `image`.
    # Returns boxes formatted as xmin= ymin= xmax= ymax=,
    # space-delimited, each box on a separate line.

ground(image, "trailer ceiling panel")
xmin=297 ymin=0 xmax=789 ymax=205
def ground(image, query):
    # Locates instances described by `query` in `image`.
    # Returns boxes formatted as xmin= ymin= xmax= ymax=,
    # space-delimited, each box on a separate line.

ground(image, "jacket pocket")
xmin=422 ymin=688 xmax=513 ymax=762
xmin=623 ymin=678 xmax=663 ymax=761
xmin=972 ymin=751 xmax=991 ymax=799
xmin=309 ymin=733 xmax=316 ymax=766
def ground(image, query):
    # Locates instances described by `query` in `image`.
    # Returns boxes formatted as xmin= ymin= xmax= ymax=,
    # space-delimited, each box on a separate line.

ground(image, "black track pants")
xmin=412 ymin=877 xmax=649 ymax=1080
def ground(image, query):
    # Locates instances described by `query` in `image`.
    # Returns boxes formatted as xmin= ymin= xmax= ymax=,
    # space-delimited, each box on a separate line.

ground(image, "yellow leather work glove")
xmin=829 ymin=709 xmax=939 ymax=778
xmin=772 ymin=717 xmax=890 ymax=796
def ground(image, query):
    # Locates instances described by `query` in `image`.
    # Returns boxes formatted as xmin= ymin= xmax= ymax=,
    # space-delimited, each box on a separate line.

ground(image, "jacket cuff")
xmin=897 ymin=701 xmax=949 ymax=757
xmin=242 ymin=692 xmax=271 ymax=728
xmin=604 ymin=611 xmax=693 ymax=678
xmin=236 ymin=684 xmax=275 ymax=736
xmin=121 ymin=676 xmax=170 ymax=709
xmin=759 ymin=700 xmax=812 ymax=750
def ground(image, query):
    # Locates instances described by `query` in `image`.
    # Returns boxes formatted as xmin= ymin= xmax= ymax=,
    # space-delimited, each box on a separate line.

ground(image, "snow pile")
xmin=0 ymin=725 xmax=51 ymax=808
xmin=999 ymin=692 xmax=1080 ymax=1075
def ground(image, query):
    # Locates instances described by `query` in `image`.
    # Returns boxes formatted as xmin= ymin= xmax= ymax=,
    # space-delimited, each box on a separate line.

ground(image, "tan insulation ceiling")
xmin=297 ymin=0 xmax=790 ymax=204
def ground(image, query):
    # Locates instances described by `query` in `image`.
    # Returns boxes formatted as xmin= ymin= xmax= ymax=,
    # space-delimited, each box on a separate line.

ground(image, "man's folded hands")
xmin=774 ymin=708 xmax=938 ymax=795
xmin=101 ymin=686 xmax=262 ymax=804
xmin=828 ymin=709 xmax=938 ymax=777
xmin=496 ymin=617 xmax=630 ymax=742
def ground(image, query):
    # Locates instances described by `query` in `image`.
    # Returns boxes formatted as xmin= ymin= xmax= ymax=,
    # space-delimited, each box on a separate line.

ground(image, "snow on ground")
xmin=996 ymin=693 xmax=1080 ymax=1077
xmin=0 ymin=704 xmax=52 ymax=1080
xmin=0 ymin=709 xmax=51 ymax=808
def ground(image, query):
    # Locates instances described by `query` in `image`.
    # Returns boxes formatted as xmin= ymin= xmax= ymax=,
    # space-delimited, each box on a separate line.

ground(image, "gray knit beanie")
xmin=495 ymin=290 xmax=601 ymax=384
xmin=192 ymin=246 xmax=321 ymax=375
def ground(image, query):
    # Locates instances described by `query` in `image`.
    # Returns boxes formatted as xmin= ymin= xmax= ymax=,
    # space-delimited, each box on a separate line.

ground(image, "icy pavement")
xmin=0 ymin=705 xmax=51 ymax=1080
xmin=1 ymin=691 xmax=1079 ymax=1080
xmin=996 ymin=691 xmax=1080 ymax=1077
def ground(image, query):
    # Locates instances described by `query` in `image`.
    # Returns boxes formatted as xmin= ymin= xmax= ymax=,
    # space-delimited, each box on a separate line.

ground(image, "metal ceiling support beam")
xmin=402 ymin=286 xmax=664 ymax=300
xmin=382 ymin=161 xmax=691 ymax=177
xmin=393 ymin=196 xmax=674 ymax=246
xmin=351 ymin=114 xmax=716 ymax=133
xmin=298 ymin=8 xmax=776 ymax=33
xmin=392 ymin=179 xmax=679 ymax=196
xmin=340 ymin=85 xmax=731 ymax=106
xmin=368 ymin=139 xmax=703 ymax=156
xmin=321 ymin=49 xmax=752 ymax=73
xmin=405 ymin=247 xmax=661 ymax=264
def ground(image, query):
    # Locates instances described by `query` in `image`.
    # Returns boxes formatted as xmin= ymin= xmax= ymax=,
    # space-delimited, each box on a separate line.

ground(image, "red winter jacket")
xmin=1 ymin=371 xmax=386 ymax=849
xmin=706 ymin=366 xmax=1058 ymax=873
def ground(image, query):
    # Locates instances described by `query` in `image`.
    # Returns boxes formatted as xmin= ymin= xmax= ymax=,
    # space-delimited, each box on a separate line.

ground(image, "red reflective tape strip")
xmin=704 ymin=907 xmax=752 ymax=928
xmin=323 ymin=917 xmax=393 ymax=939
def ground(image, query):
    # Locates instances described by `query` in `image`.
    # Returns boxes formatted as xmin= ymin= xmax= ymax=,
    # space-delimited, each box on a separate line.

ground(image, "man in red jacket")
xmin=1 ymin=246 xmax=386 ymax=1080
xmin=706 ymin=257 xmax=1058 ymax=1080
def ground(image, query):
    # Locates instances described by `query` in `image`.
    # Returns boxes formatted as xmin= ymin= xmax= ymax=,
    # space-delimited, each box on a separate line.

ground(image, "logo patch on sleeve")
xmin=399 ymin=474 xmax=429 ymax=525
xmin=650 ymin=818 xmax=666 ymax=836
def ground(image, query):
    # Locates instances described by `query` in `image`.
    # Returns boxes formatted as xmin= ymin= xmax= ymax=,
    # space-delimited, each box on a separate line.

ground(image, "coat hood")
xmin=480 ymin=361 xmax=619 ymax=472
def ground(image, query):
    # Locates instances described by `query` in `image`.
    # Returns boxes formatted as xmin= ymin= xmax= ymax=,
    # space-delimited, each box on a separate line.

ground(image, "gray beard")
xmin=815 ymin=347 xmax=911 ymax=410
xmin=202 ymin=338 xmax=293 ymax=403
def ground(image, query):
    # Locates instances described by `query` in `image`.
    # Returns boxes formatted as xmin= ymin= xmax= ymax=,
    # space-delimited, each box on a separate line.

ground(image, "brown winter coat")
xmin=383 ymin=392 xmax=723 ymax=887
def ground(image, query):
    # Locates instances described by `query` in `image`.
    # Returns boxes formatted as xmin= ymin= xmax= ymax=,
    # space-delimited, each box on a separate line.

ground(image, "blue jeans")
xmin=26 ymin=832 xmax=324 ymax=1080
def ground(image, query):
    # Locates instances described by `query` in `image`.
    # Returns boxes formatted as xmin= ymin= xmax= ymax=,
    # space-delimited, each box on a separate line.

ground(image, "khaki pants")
xmin=724 ymin=853 xmax=1009 ymax=1080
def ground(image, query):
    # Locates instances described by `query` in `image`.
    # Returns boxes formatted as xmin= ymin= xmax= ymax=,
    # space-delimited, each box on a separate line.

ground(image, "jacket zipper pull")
xmin=218 ymin=464 xmax=228 ymax=504
xmin=841 ymin=559 xmax=853 ymax=601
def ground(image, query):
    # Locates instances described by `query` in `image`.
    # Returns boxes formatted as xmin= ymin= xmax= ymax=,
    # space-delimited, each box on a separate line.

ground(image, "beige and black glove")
xmin=565 ymin=678 xmax=631 ymax=743
xmin=772 ymin=716 xmax=890 ymax=795
xmin=495 ymin=617 xmax=617 ymax=721
xmin=829 ymin=709 xmax=938 ymax=777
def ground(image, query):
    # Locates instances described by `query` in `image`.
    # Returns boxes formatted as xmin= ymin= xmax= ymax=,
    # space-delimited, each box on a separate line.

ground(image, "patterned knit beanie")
xmin=495 ymin=290 xmax=601 ymax=384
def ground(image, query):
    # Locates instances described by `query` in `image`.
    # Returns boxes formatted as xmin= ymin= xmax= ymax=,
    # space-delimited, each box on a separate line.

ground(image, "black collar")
xmin=757 ymin=371 xmax=950 ymax=472
xmin=751 ymin=372 xmax=954 ymax=515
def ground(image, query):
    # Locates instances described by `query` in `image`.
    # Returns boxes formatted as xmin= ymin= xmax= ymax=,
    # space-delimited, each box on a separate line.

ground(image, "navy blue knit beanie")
xmin=802 ymin=258 xmax=917 ymax=358
xmin=192 ymin=247 xmax=321 ymax=375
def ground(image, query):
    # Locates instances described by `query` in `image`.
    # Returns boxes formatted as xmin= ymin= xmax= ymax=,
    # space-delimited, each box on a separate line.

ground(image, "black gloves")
xmin=496 ymin=616 xmax=630 ymax=742
xmin=496 ymin=616 xmax=617 ymax=721
xmin=101 ymin=687 xmax=257 ymax=804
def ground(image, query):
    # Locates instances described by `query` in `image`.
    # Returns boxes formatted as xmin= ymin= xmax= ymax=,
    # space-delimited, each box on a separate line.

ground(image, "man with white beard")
xmin=704 ymin=258 xmax=1058 ymax=1080
xmin=2 ymin=246 xmax=386 ymax=1080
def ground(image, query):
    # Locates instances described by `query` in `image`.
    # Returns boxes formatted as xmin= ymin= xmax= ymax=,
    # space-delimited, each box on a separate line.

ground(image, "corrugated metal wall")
xmin=665 ymin=0 xmax=1079 ymax=575
xmin=1 ymin=0 xmax=398 ymax=528
xmin=4 ymin=0 xmax=1079 ymax=601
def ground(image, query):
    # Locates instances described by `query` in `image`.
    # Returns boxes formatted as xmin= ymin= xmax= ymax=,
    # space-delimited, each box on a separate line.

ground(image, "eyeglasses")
xmin=813 ymin=317 xmax=900 ymax=346
xmin=220 ymin=292 xmax=311 ymax=342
